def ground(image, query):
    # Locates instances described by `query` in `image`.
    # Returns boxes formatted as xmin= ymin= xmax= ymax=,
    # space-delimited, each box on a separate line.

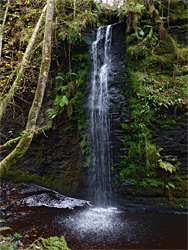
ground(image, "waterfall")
xmin=88 ymin=25 xmax=113 ymax=206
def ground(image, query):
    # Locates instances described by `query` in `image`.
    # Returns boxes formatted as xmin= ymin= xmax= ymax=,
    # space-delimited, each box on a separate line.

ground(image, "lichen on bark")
xmin=0 ymin=4 xmax=47 ymax=121
xmin=0 ymin=0 xmax=55 ymax=174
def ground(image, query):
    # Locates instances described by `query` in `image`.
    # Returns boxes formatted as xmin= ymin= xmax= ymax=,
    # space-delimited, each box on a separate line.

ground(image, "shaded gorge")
xmin=0 ymin=1 xmax=187 ymax=249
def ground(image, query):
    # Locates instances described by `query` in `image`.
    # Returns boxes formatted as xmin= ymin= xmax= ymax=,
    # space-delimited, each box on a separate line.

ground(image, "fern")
xmin=0 ymin=226 xmax=12 ymax=231
xmin=158 ymin=159 xmax=176 ymax=173
xmin=32 ymin=236 xmax=71 ymax=250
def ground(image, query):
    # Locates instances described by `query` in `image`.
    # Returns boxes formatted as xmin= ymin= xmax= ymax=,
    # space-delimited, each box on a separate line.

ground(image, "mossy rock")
xmin=1 ymin=166 xmax=82 ymax=196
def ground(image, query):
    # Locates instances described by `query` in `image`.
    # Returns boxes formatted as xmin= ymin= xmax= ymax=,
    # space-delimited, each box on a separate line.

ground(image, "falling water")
xmin=88 ymin=25 xmax=113 ymax=206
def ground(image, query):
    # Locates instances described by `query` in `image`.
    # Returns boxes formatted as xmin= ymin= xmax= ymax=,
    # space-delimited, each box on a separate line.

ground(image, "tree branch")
xmin=0 ymin=126 xmax=48 ymax=150
xmin=0 ymin=0 xmax=55 ymax=174
xmin=0 ymin=4 xmax=47 ymax=121
xmin=0 ymin=0 xmax=10 ymax=63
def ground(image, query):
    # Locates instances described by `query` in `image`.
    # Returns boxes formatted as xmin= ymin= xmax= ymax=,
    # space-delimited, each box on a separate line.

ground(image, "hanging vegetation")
xmin=119 ymin=0 xmax=188 ymax=199
xmin=0 ymin=0 xmax=187 ymax=202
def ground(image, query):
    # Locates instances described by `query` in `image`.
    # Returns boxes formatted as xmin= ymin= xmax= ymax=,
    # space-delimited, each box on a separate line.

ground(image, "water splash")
xmin=62 ymin=207 xmax=126 ymax=241
xmin=88 ymin=25 xmax=113 ymax=206
xmin=56 ymin=206 xmax=150 ymax=247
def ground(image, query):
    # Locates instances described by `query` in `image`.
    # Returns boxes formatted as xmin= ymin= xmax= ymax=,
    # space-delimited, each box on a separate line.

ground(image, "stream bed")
xmin=0 ymin=181 xmax=187 ymax=249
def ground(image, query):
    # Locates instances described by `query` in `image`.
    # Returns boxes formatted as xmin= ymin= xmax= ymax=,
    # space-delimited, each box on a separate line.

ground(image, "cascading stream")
xmin=88 ymin=25 xmax=112 ymax=206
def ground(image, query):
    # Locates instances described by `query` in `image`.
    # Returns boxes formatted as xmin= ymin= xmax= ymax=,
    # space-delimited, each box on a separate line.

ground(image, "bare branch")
xmin=0 ymin=0 xmax=10 ymax=62
xmin=0 ymin=0 xmax=55 ymax=173
xmin=0 ymin=126 xmax=47 ymax=149
xmin=0 ymin=4 xmax=47 ymax=121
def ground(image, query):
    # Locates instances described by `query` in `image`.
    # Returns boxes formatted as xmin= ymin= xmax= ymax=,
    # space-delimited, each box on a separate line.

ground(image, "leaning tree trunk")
xmin=0 ymin=0 xmax=55 ymax=174
xmin=0 ymin=4 xmax=47 ymax=121
xmin=0 ymin=0 xmax=10 ymax=63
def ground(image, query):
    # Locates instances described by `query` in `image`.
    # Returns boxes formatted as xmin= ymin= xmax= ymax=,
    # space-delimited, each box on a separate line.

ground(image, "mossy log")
xmin=0 ymin=0 xmax=55 ymax=174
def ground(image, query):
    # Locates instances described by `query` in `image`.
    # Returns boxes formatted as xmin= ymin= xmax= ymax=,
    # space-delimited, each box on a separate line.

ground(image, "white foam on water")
xmin=22 ymin=193 xmax=90 ymax=209
xmin=20 ymin=184 xmax=90 ymax=209
xmin=56 ymin=206 xmax=138 ymax=244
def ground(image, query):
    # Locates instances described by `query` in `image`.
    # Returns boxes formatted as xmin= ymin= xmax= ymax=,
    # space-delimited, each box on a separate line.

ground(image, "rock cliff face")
xmin=107 ymin=23 xmax=131 ymax=169
xmin=152 ymin=123 xmax=188 ymax=173
xmin=1 ymin=21 xmax=187 ymax=209
xmin=6 ymin=22 xmax=129 ymax=200
xmin=7 ymin=121 xmax=85 ymax=197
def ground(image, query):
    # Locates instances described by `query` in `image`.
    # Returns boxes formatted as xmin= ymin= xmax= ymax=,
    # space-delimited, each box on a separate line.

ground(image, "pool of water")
xmin=1 ymin=183 xmax=187 ymax=249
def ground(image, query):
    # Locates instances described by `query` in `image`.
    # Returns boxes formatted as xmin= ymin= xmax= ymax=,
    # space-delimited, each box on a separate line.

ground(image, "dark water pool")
xmin=1 ymin=183 xmax=187 ymax=249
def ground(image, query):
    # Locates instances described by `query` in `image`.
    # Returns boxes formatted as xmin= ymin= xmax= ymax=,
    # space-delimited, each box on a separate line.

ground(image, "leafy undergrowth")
xmin=0 ymin=0 xmax=46 ymax=97
xmin=0 ymin=233 xmax=71 ymax=250
xmin=132 ymin=72 xmax=187 ymax=111
xmin=0 ymin=221 xmax=70 ymax=250
xmin=30 ymin=236 xmax=71 ymax=250
xmin=118 ymin=0 xmax=188 ymax=200
xmin=0 ymin=231 xmax=22 ymax=250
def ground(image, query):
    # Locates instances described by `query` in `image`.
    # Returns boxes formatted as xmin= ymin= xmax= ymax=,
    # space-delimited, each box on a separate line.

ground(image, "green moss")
xmin=120 ymin=69 xmax=187 ymax=195
xmin=60 ymin=165 xmax=81 ymax=193
xmin=173 ymin=197 xmax=188 ymax=207
xmin=170 ymin=9 xmax=188 ymax=21
xmin=1 ymin=167 xmax=81 ymax=195
xmin=48 ymin=48 xmax=89 ymax=124
xmin=119 ymin=0 xmax=188 ymax=199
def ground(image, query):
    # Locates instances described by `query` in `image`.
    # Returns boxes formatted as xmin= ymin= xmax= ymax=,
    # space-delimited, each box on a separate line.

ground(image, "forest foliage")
xmin=0 ymin=0 xmax=187 ymax=196
xmin=118 ymin=0 xmax=187 ymax=198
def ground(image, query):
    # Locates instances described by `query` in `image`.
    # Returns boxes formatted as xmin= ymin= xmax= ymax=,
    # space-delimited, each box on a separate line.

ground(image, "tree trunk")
xmin=0 ymin=0 xmax=10 ymax=63
xmin=0 ymin=0 xmax=55 ymax=174
xmin=0 ymin=4 xmax=47 ymax=121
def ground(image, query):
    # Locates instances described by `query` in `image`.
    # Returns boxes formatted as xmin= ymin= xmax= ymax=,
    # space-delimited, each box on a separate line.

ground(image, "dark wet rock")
xmin=0 ymin=23 xmax=129 ymax=201
xmin=0 ymin=190 xmax=7 ymax=198
xmin=152 ymin=124 xmax=188 ymax=173
xmin=115 ymin=180 xmax=188 ymax=214
xmin=119 ymin=202 xmax=188 ymax=214
xmin=0 ymin=202 xmax=15 ymax=211
xmin=1 ymin=181 xmax=90 ymax=211
xmin=122 ymin=181 xmax=134 ymax=186
xmin=1 ymin=22 xmax=187 ymax=211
